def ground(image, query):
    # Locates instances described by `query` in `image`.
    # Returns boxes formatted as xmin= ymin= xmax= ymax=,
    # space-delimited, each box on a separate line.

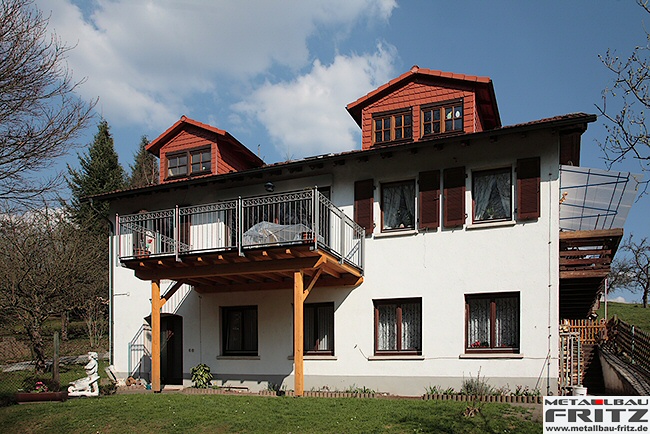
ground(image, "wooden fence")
xmin=608 ymin=319 xmax=650 ymax=377
xmin=561 ymin=319 xmax=606 ymax=345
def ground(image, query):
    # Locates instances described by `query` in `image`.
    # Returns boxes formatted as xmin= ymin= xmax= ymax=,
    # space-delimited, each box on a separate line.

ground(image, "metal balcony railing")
xmin=116 ymin=188 xmax=365 ymax=271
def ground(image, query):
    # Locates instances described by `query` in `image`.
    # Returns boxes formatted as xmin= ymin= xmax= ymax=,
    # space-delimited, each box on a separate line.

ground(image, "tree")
xmin=0 ymin=206 xmax=103 ymax=373
xmin=0 ymin=0 xmax=94 ymax=203
xmin=66 ymin=120 xmax=126 ymax=233
xmin=128 ymin=135 xmax=159 ymax=188
xmin=597 ymin=0 xmax=650 ymax=191
xmin=609 ymin=235 xmax=650 ymax=308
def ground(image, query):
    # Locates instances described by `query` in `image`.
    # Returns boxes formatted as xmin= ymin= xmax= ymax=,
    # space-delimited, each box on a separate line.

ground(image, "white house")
xmin=99 ymin=66 xmax=628 ymax=396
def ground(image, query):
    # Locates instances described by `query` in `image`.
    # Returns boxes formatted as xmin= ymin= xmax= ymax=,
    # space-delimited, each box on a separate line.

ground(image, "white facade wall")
xmin=110 ymin=130 xmax=560 ymax=396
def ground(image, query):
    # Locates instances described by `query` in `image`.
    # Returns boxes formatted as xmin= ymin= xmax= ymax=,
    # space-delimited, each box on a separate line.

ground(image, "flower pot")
xmin=16 ymin=391 xmax=68 ymax=403
xmin=134 ymin=248 xmax=150 ymax=258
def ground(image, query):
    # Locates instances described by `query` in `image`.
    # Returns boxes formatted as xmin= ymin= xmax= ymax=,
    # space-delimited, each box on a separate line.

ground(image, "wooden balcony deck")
xmin=116 ymin=188 xmax=365 ymax=290
xmin=123 ymin=244 xmax=363 ymax=293
xmin=559 ymin=229 xmax=623 ymax=319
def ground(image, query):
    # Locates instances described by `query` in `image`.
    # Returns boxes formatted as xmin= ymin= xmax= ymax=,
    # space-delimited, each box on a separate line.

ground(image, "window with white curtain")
xmin=381 ymin=180 xmax=416 ymax=231
xmin=374 ymin=298 xmax=422 ymax=354
xmin=465 ymin=293 xmax=520 ymax=352
xmin=304 ymin=303 xmax=334 ymax=355
xmin=472 ymin=168 xmax=512 ymax=222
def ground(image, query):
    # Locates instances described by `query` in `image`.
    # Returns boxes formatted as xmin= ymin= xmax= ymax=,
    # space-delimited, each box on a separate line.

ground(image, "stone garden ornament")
xmin=68 ymin=351 xmax=100 ymax=397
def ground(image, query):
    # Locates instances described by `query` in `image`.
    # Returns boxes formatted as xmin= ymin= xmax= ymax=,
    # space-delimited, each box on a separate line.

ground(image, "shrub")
xmin=99 ymin=378 xmax=117 ymax=395
xmin=190 ymin=363 xmax=213 ymax=388
xmin=345 ymin=384 xmax=374 ymax=394
xmin=460 ymin=371 xmax=493 ymax=396
xmin=425 ymin=385 xmax=455 ymax=395
xmin=20 ymin=375 xmax=60 ymax=393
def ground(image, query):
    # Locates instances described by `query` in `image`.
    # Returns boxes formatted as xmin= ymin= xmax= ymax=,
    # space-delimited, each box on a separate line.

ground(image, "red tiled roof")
xmin=146 ymin=115 xmax=229 ymax=155
xmin=346 ymin=65 xmax=500 ymax=128
xmin=91 ymin=112 xmax=595 ymax=202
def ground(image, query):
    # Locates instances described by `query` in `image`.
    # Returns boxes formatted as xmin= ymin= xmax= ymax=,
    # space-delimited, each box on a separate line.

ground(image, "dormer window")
xmin=373 ymin=111 xmax=412 ymax=144
xmin=190 ymin=149 xmax=211 ymax=174
xmin=166 ymin=147 xmax=212 ymax=179
xmin=167 ymin=154 xmax=188 ymax=178
xmin=422 ymin=101 xmax=463 ymax=136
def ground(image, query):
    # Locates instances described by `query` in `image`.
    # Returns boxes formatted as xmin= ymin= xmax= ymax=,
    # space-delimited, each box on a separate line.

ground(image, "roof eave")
xmin=92 ymin=113 xmax=596 ymax=202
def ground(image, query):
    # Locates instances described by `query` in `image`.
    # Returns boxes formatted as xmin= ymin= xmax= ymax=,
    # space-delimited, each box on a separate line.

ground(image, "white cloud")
xmin=234 ymin=44 xmax=398 ymax=159
xmin=601 ymin=295 xmax=631 ymax=303
xmin=37 ymin=0 xmax=398 ymax=133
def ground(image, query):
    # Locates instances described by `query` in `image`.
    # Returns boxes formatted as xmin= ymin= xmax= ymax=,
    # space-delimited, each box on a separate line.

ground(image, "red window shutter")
xmin=354 ymin=179 xmax=374 ymax=236
xmin=443 ymin=167 xmax=466 ymax=228
xmin=418 ymin=170 xmax=440 ymax=229
xmin=517 ymin=157 xmax=540 ymax=220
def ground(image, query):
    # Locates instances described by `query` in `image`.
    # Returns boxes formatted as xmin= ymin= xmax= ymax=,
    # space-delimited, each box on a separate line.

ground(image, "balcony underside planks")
xmin=122 ymin=244 xmax=363 ymax=293
xmin=559 ymin=229 xmax=623 ymax=319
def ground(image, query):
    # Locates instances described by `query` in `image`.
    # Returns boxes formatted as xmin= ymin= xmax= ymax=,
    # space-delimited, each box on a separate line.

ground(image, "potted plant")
xmin=15 ymin=380 xmax=68 ymax=403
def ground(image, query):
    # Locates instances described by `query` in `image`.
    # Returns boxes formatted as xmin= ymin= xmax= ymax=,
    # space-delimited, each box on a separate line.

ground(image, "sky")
xmin=37 ymin=0 xmax=648 ymax=302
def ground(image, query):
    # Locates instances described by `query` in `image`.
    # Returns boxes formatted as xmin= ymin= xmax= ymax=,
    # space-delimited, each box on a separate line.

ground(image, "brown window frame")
xmin=190 ymin=148 xmax=212 ymax=175
xmin=471 ymin=167 xmax=513 ymax=223
xmin=372 ymin=110 xmax=413 ymax=145
xmin=465 ymin=293 xmax=520 ymax=354
xmin=165 ymin=146 xmax=212 ymax=180
xmin=373 ymin=298 xmax=422 ymax=356
xmin=304 ymin=302 xmax=334 ymax=355
xmin=380 ymin=180 xmax=416 ymax=232
xmin=222 ymin=305 xmax=258 ymax=356
xmin=421 ymin=100 xmax=464 ymax=137
xmin=166 ymin=152 xmax=188 ymax=178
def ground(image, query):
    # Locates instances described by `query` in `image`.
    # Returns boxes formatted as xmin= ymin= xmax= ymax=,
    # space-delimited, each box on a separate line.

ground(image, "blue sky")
xmin=40 ymin=0 xmax=647 ymax=302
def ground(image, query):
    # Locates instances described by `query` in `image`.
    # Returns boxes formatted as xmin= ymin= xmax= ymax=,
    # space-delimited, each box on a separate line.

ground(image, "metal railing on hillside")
xmin=606 ymin=318 xmax=650 ymax=377
xmin=116 ymin=188 xmax=365 ymax=271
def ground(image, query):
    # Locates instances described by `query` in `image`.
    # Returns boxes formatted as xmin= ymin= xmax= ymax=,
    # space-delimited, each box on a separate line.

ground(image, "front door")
xmin=160 ymin=314 xmax=183 ymax=385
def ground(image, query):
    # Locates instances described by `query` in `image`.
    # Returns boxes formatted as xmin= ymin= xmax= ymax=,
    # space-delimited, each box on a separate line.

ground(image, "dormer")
xmin=346 ymin=66 xmax=501 ymax=150
xmin=146 ymin=116 xmax=264 ymax=184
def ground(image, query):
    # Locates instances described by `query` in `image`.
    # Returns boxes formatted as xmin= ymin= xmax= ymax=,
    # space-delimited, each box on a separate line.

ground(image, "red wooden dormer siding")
xmin=347 ymin=66 xmax=501 ymax=150
xmin=146 ymin=116 xmax=264 ymax=184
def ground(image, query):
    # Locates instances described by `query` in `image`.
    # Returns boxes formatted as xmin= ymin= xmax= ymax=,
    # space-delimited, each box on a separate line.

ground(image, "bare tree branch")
xmin=0 ymin=0 xmax=96 ymax=204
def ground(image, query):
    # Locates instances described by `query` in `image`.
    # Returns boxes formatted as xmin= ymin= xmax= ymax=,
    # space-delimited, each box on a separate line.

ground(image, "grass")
xmin=0 ymin=393 xmax=541 ymax=433
xmin=597 ymin=301 xmax=650 ymax=332
xmin=0 ymin=360 xmax=110 ymax=403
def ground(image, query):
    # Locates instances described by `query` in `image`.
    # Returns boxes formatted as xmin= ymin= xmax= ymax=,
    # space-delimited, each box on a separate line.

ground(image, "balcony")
xmin=116 ymin=188 xmax=364 ymax=292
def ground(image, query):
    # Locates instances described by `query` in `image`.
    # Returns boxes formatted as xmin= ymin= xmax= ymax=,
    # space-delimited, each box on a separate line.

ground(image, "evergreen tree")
xmin=67 ymin=120 xmax=126 ymax=233
xmin=128 ymin=135 xmax=159 ymax=188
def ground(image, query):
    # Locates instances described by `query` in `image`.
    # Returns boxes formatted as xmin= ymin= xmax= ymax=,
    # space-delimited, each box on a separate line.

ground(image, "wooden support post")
xmin=151 ymin=280 xmax=162 ymax=393
xmin=293 ymin=270 xmax=304 ymax=397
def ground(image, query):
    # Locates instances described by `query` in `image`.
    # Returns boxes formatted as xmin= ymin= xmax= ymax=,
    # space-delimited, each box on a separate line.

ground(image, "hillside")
xmin=597 ymin=301 xmax=650 ymax=332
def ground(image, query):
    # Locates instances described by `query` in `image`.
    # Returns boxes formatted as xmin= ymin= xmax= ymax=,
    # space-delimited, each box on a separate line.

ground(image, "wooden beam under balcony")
xmin=559 ymin=228 xmax=623 ymax=319
xmin=126 ymin=246 xmax=362 ymax=293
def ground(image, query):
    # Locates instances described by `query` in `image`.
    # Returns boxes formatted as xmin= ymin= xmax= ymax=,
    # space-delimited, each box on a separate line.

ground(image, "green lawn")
xmin=0 ymin=393 xmax=541 ymax=433
xmin=597 ymin=301 xmax=650 ymax=332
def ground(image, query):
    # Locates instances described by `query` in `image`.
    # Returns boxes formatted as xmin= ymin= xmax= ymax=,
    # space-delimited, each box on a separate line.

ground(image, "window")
xmin=422 ymin=102 xmax=463 ymax=136
xmin=465 ymin=293 xmax=519 ymax=352
xmin=166 ymin=147 xmax=212 ymax=179
xmin=191 ymin=149 xmax=211 ymax=174
xmin=167 ymin=154 xmax=187 ymax=178
xmin=472 ymin=167 xmax=512 ymax=222
xmin=222 ymin=306 xmax=258 ymax=356
xmin=374 ymin=298 xmax=422 ymax=355
xmin=373 ymin=111 xmax=412 ymax=144
xmin=304 ymin=303 xmax=334 ymax=355
xmin=381 ymin=180 xmax=415 ymax=231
